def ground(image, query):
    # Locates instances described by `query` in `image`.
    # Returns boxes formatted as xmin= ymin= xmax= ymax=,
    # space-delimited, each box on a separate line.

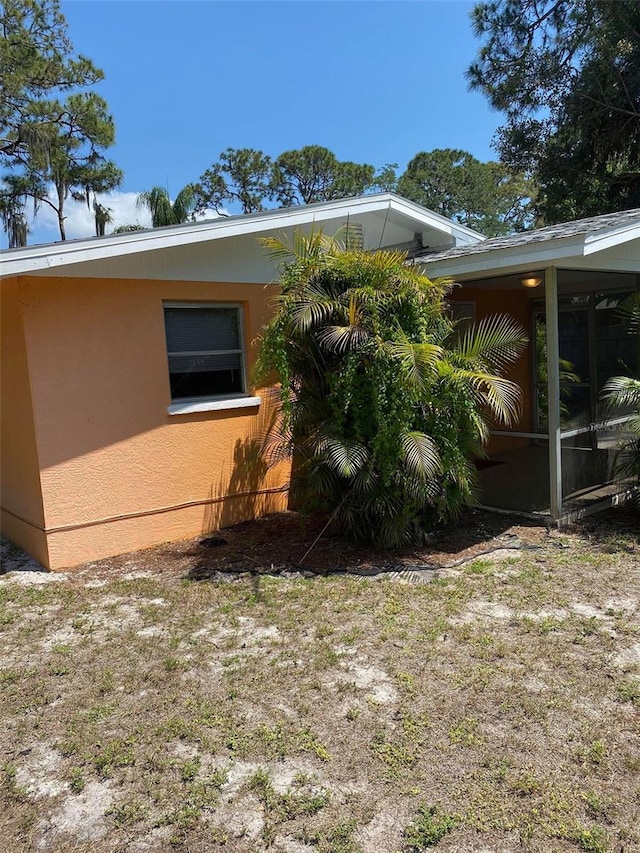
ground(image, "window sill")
xmin=167 ymin=396 xmax=261 ymax=416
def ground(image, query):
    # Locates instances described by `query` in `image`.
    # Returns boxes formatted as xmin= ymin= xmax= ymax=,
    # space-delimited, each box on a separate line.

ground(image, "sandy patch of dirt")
xmin=332 ymin=660 xmax=398 ymax=705
xmin=15 ymin=743 xmax=67 ymax=800
xmin=613 ymin=642 xmax=640 ymax=669
xmin=36 ymin=781 xmax=113 ymax=849
xmin=0 ymin=571 xmax=68 ymax=585
xmin=211 ymin=792 xmax=264 ymax=841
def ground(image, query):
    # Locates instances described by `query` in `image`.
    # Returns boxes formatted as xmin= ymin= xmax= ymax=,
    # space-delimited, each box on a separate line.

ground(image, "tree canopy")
xmin=1 ymin=0 xmax=102 ymax=162
xmin=194 ymin=145 xmax=380 ymax=215
xmin=468 ymin=0 xmax=640 ymax=222
xmin=196 ymin=148 xmax=273 ymax=214
xmin=192 ymin=144 xmax=534 ymax=237
xmin=270 ymin=145 xmax=376 ymax=206
xmin=1 ymin=0 xmax=121 ymax=243
xmin=397 ymin=148 xmax=536 ymax=236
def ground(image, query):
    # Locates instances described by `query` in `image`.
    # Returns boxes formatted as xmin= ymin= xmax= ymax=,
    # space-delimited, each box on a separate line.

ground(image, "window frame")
xmin=163 ymin=300 xmax=250 ymax=407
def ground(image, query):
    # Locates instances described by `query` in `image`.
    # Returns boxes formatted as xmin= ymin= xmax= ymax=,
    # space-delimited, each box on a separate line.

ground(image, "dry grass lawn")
xmin=1 ymin=509 xmax=639 ymax=853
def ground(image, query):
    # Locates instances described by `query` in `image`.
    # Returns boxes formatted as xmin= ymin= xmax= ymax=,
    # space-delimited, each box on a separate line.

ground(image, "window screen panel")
xmin=595 ymin=291 xmax=640 ymax=388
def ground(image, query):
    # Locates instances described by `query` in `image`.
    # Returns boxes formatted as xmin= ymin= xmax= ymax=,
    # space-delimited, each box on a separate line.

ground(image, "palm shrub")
xmin=255 ymin=231 xmax=527 ymax=547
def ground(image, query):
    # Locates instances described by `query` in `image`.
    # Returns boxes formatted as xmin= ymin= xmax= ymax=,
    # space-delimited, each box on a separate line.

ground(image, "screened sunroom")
xmin=418 ymin=209 xmax=640 ymax=524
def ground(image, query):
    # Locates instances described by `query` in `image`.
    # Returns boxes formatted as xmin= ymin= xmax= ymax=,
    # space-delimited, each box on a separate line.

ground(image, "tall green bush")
xmin=255 ymin=232 xmax=527 ymax=546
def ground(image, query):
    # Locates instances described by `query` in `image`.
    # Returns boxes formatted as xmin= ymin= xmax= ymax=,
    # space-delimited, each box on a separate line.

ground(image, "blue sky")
xmin=29 ymin=0 xmax=502 ymax=243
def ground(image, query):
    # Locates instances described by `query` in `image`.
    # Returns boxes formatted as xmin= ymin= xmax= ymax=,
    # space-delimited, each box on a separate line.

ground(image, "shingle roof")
xmin=415 ymin=207 xmax=640 ymax=264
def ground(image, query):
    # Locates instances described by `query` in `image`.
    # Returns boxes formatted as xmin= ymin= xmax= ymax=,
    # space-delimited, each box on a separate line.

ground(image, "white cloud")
xmin=30 ymin=189 xmax=151 ymax=242
xmin=27 ymin=187 xmax=225 ymax=245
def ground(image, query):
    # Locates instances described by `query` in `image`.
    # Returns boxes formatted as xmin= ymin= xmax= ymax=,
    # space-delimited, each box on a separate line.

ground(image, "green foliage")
xmin=196 ymin=147 xmax=273 ymax=214
xmin=137 ymin=184 xmax=198 ymax=227
xmin=106 ymin=799 xmax=148 ymax=827
xmin=397 ymin=148 xmax=536 ymax=236
xmin=247 ymin=767 xmax=329 ymax=847
xmin=1 ymin=0 xmax=102 ymax=162
xmin=68 ymin=767 xmax=86 ymax=793
xmin=0 ymin=0 xmax=122 ymax=242
xmin=557 ymin=823 xmax=609 ymax=853
xmin=0 ymin=191 xmax=28 ymax=247
xmin=403 ymin=803 xmax=458 ymax=850
xmin=196 ymin=145 xmax=395 ymax=216
xmin=271 ymin=145 xmax=376 ymax=206
xmin=468 ymin=0 xmax=640 ymax=222
xmin=112 ymin=223 xmax=146 ymax=233
xmin=602 ymin=374 xmax=640 ymax=496
xmin=247 ymin=767 xmax=329 ymax=820
xmin=375 ymin=163 xmax=399 ymax=193
xmin=255 ymin=231 xmax=527 ymax=547
xmin=303 ymin=820 xmax=362 ymax=853
xmin=93 ymin=199 xmax=112 ymax=236
xmin=616 ymin=678 xmax=640 ymax=705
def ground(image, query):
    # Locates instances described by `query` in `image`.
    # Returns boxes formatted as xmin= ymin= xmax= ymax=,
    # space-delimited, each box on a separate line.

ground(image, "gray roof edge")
xmin=415 ymin=207 xmax=640 ymax=265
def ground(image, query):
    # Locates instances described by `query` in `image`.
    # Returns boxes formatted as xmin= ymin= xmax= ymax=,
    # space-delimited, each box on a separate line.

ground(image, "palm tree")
xmin=93 ymin=199 xmax=113 ymax=236
xmin=136 ymin=184 xmax=197 ymax=228
xmin=255 ymin=230 xmax=528 ymax=546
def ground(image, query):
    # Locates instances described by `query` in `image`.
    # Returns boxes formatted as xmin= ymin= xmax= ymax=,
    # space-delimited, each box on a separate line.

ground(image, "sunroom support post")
xmin=545 ymin=265 xmax=562 ymax=521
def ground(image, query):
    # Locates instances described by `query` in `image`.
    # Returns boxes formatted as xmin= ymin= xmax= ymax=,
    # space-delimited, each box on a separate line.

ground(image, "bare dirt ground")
xmin=1 ymin=508 xmax=639 ymax=853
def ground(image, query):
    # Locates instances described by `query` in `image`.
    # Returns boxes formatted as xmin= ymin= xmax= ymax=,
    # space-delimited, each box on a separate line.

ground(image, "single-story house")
xmin=2 ymin=195 xmax=638 ymax=571
xmin=417 ymin=208 xmax=640 ymax=523
xmin=1 ymin=193 xmax=483 ymax=570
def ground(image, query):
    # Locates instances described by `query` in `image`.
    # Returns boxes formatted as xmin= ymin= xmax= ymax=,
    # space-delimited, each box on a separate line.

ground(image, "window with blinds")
xmin=163 ymin=303 xmax=246 ymax=401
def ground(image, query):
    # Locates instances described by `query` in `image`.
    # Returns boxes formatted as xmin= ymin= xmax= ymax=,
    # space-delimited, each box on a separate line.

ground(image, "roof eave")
xmin=419 ymin=234 xmax=590 ymax=280
xmin=583 ymin=220 xmax=640 ymax=254
xmin=1 ymin=193 xmax=485 ymax=278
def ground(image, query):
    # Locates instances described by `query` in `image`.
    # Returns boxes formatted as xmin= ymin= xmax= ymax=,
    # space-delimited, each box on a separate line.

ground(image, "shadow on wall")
xmin=202 ymin=390 xmax=290 ymax=534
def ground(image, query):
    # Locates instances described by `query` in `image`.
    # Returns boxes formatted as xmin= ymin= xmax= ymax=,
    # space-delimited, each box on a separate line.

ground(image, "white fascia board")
xmin=2 ymin=198 xmax=388 ymax=276
xmin=1 ymin=205 xmax=354 ymax=276
xmin=420 ymin=236 xmax=589 ymax=280
xmin=583 ymin=221 xmax=640 ymax=255
xmin=1 ymin=193 xmax=485 ymax=278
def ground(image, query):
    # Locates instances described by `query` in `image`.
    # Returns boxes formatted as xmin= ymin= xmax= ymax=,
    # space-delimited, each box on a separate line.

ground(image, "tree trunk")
xmin=55 ymin=180 xmax=66 ymax=241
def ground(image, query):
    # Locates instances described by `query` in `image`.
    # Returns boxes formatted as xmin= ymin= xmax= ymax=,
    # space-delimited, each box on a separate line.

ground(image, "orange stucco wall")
xmin=3 ymin=275 xmax=289 ymax=570
xmin=449 ymin=286 xmax=534 ymax=453
xmin=0 ymin=277 xmax=49 ymax=566
xmin=2 ymin=272 xmax=537 ymax=570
